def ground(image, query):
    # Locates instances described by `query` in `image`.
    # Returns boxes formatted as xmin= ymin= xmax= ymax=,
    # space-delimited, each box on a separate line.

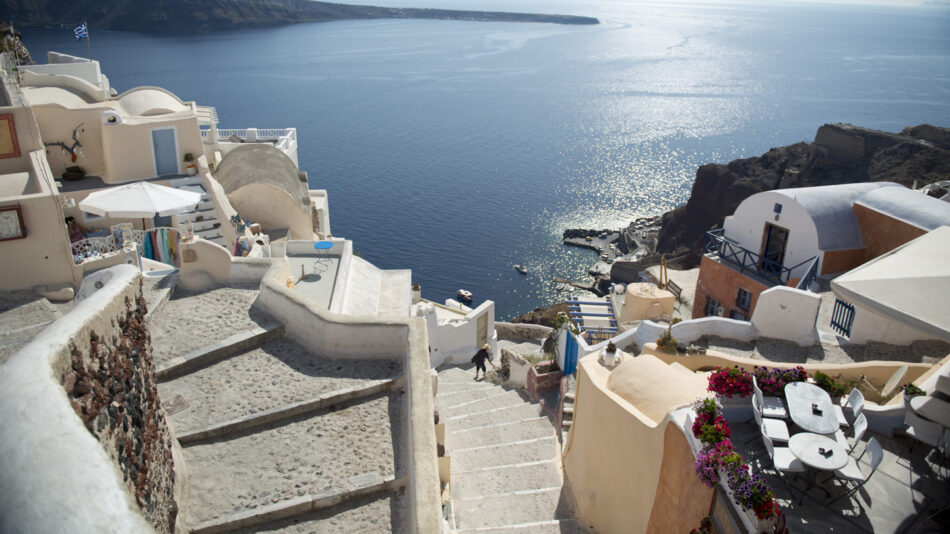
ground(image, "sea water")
xmin=24 ymin=0 xmax=950 ymax=319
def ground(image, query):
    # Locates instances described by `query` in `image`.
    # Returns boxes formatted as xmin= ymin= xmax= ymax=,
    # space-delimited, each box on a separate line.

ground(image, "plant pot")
xmin=527 ymin=360 xmax=563 ymax=401
xmin=716 ymin=394 xmax=753 ymax=423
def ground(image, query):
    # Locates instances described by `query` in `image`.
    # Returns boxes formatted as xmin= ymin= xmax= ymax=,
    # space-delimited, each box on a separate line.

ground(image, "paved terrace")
xmin=725 ymin=415 xmax=950 ymax=533
xmin=149 ymin=280 xmax=408 ymax=532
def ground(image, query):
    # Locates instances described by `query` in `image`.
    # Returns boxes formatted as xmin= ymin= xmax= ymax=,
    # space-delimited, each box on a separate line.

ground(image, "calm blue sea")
xmin=23 ymin=0 xmax=950 ymax=319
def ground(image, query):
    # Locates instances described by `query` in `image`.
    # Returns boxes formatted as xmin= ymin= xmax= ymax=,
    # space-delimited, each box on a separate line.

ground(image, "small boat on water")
xmin=514 ymin=264 xmax=527 ymax=274
xmin=555 ymin=283 xmax=566 ymax=292
xmin=457 ymin=289 xmax=473 ymax=302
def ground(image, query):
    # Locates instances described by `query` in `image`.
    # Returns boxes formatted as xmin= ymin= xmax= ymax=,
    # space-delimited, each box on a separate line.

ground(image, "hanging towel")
xmin=143 ymin=231 xmax=153 ymax=260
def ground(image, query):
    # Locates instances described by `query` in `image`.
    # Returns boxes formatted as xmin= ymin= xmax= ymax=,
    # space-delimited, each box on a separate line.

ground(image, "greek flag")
xmin=74 ymin=23 xmax=88 ymax=41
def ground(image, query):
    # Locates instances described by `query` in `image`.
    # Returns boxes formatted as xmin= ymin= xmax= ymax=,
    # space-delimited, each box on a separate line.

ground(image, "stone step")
xmin=452 ymin=457 xmax=562 ymax=500
xmin=181 ymin=393 xmax=398 ymax=525
xmin=440 ymin=390 xmax=527 ymax=418
xmin=446 ymin=416 xmax=553 ymax=450
xmin=445 ymin=400 xmax=542 ymax=429
xmin=159 ymin=335 xmax=401 ymax=434
xmin=565 ymin=392 xmax=575 ymax=401
xmin=562 ymin=405 xmax=574 ymax=415
xmin=438 ymin=380 xmax=500 ymax=395
xmin=438 ymin=367 xmax=484 ymax=383
xmin=453 ymin=487 xmax=570 ymax=530
xmin=156 ymin=323 xmax=285 ymax=381
xmin=453 ymin=435 xmax=558 ymax=472
xmin=455 ymin=519 xmax=589 ymax=534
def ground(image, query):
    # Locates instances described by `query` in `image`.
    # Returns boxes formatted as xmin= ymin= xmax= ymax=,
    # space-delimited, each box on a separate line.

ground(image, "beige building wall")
xmin=562 ymin=356 xmax=676 ymax=534
xmin=31 ymin=106 xmax=106 ymax=178
xmin=618 ymin=283 xmax=674 ymax=322
xmin=102 ymin=117 xmax=202 ymax=183
xmin=0 ymin=107 xmax=45 ymax=174
xmin=0 ymin=153 xmax=79 ymax=291
xmin=228 ymin=183 xmax=313 ymax=240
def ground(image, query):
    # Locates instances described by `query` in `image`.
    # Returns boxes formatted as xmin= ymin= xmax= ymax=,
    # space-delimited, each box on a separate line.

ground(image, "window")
xmin=736 ymin=288 xmax=751 ymax=311
xmin=730 ymin=310 xmax=749 ymax=321
xmin=704 ymin=297 xmax=721 ymax=317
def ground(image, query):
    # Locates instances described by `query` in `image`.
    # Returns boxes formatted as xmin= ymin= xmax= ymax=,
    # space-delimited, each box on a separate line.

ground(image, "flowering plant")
xmin=693 ymin=439 xmax=744 ymax=487
xmin=689 ymin=517 xmax=712 ymax=534
xmin=694 ymin=413 xmax=731 ymax=444
xmin=707 ymin=366 xmax=752 ymax=398
xmin=752 ymin=366 xmax=808 ymax=397
xmin=723 ymin=462 xmax=780 ymax=520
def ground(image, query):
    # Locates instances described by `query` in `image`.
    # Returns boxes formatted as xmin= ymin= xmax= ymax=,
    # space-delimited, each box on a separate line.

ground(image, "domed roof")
xmin=117 ymin=88 xmax=187 ymax=116
xmin=214 ymin=144 xmax=309 ymax=212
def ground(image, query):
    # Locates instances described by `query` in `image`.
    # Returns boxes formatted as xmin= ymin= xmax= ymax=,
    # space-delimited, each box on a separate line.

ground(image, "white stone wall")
xmin=0 ymin=265 xmax=159 ymax=534
xmin=849 ymin=303 xmax=941 ymax=345
xmin=723 ymin=190 xmax=821 ymax=278
xmin=421 ymin=300 xmax=496 ymax=367
xmin=750 ymin=286 xmax=820 ymax=345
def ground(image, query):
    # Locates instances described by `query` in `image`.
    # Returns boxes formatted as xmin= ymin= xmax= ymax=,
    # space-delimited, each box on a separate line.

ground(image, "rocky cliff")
xmin=0 ymin=0 xmax=598 ymax=33
xmin=656 ymin=123 xmax=950 ymax=267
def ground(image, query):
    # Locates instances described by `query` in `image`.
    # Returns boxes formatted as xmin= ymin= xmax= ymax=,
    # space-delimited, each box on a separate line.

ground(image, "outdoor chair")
xmin=829 ymin=436 xmax=883 ymax=504
xmin=762 ymin=431 xmax=804 ymax=501
xmin=753 ymin=396 xmax=790 ymax=443
xmin=833 ymin=413 xmax=868 ymax=455
xmin=834 ymin=388 xmax=864 ymax=427
xmin=753 ymin=376 xmax=788 ymax=419
xmin=904 ymin=411 xmax=943 ymax=452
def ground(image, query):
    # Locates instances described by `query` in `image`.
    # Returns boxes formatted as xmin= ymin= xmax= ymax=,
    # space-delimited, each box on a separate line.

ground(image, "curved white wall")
xmin=723 ymin=191 xmax=821 ymax=277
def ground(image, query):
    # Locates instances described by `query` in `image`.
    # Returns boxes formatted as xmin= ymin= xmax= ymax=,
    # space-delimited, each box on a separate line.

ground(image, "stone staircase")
xmin=168 ymin=176 xmax=225 ymax=247
xmin=148 ymin=284 xmax=408 ymax=532
xmin=436 ymin=366 xmax=588 ymax=533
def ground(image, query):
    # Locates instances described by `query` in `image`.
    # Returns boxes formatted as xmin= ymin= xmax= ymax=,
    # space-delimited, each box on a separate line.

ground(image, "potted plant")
xmin=902 ymin=383 xmax=925 ymax=409
xmin=656 ymin=326 xmax=679 ymax=354
xmin=183 ymin=152 xmax=196 ymax=175
xmin=753 ymin=366 xmax=808 ymax=397
xmin=813 ymin=370 xmax=849 ymax=401
xmin=707 ymin=366 xmax=753 ymax=402
xmin=692 ymin=398 xmax=731 ymax=446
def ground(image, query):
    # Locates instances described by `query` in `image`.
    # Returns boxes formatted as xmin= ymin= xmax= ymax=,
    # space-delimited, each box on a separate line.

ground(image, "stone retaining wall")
xmin=0 ymin=264 xmax=173 ymax=533
xmin=63 ymin=283 xmax=177 ymax=533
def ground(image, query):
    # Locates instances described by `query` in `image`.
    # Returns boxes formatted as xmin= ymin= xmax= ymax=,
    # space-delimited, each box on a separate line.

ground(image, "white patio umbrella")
xmin=79 ymin=181 xmax=202 ymax=220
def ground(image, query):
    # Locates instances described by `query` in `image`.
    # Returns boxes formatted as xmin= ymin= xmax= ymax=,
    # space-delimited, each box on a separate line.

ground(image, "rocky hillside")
xmin=657 ymin=123 xmax=950 ymax=267
xmin=0 ymin=0 xmax=597 ymax=33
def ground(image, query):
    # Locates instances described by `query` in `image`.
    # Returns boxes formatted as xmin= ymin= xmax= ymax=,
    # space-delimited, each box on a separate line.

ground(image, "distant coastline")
xmin=3 ymin=0 xmax=599 ymax=33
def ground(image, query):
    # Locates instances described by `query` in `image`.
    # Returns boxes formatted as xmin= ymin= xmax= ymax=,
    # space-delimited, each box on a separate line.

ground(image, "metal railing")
xmin=704 ymin=229 xmax=818 ymax=288
xmin=830 ymin=299 xmax=855 ymax=337
xmin=795 ymin=256 xmax=820 ymax=291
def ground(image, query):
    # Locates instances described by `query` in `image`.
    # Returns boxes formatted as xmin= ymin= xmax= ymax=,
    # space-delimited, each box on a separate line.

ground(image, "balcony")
xmin=201 ymin=127 xmax=298 ymax=168
xmin=704 ymin=229 xmax=818 ymax=290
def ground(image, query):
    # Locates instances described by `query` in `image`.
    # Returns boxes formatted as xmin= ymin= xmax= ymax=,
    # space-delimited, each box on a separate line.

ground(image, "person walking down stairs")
xmin=471 ymin=344 xmax=496 ymax=380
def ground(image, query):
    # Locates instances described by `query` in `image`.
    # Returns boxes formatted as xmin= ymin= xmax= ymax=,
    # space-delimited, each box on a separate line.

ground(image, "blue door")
xmin=151 ymin=128 xmax=178 ymax=176
xmin=563 ymin=331 xmax=578 ymax=376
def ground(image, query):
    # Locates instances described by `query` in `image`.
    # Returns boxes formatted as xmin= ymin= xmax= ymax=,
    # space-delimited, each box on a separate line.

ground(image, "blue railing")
xmin=704 ymin=229 xmax=818 ymax=288
xmin=795 ymin=256 xmax=820 ymax=291
xmin=830 ymin=299 xmax=855 ymax=337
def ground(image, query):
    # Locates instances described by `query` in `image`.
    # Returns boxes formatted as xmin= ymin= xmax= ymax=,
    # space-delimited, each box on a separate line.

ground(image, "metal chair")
xmin=829 ymin=436 xmax=883 ymax=504
xmin=833 ymin=413 xmax=868 ymax=454
xmin=753 ymin=375 xmax=788 ymax=419
xmin=905 ymin=411 xmax=943 ymax=451
xmin=754 ymin=395 xmax=790 ymax=443
xmin=762 ymin=431 xmax=805 ymax=501
xmin=834 ymin=388 xmax=865 ymax=427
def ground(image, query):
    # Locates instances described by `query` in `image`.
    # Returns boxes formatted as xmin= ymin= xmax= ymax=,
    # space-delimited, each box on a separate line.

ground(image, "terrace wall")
xmin=0 ymin=265 xmax=177 ymax=533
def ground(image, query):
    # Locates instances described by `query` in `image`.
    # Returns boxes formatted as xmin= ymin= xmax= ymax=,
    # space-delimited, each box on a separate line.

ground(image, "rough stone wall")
xmin=61 ymin=282 xmax=176 ymax=533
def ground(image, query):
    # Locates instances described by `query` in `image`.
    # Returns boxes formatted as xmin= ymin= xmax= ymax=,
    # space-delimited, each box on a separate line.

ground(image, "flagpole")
xmin=84 ymin=21 xmax=92 ymax=60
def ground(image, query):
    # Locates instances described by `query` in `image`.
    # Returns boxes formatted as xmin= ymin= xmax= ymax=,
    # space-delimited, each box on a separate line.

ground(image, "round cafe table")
xmin=785 ymin=382 xmax=839 ymax=435
xmin=313 ymin=241 xmax=334 ymax=272
xmin=788 ymin=432 xmax=848 ymax=503
xmin=910 ymin=396 xmax=950 ymax=428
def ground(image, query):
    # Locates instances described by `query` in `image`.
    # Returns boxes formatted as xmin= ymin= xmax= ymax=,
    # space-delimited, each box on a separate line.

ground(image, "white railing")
xmin=72 ymin=236 xmax=118 ymax=265
xmin=204 ymin=128 xmax=299 ymax=167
